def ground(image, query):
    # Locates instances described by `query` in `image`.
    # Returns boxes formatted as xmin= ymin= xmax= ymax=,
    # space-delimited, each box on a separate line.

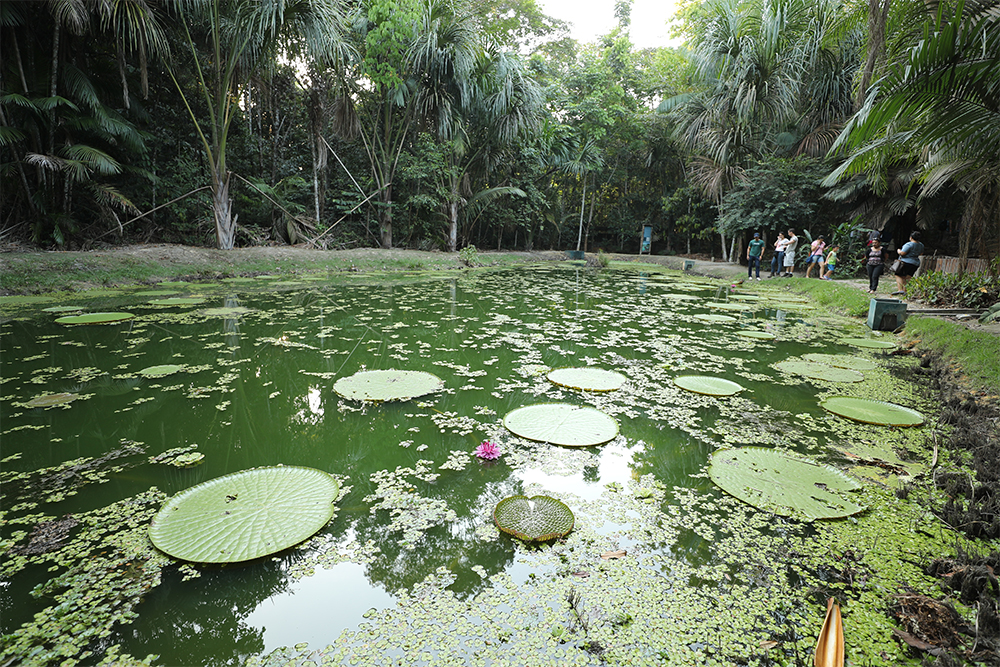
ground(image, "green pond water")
xmin=1 ymin=266 xmax=947 ymax=666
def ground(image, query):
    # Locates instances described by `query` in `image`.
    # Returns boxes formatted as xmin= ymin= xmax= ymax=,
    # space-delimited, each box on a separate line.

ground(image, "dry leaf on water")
xmin=601 ymin=550 xmax=627 ymax=559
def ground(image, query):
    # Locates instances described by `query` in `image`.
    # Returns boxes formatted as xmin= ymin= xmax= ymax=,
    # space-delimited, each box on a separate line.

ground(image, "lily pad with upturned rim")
xmin=821 ymin=396 xmax=924 ymax=427
xmin=148 ymin=466 xmax=340 ymax=563
xmin=693 ymin=313 xmax=738 ymax=323
xmin=547 ymin=367 xmax=626 ymax=392
xmin=736 ymin=330 xmax=776 ymax=340
xmin=709 ymin=447 xmax=864 ymax=520
xmin=55 ymin=312 xmax=135 ymax=325
xmin=839 ymin=337 xmax=897 ymax=350
xmin=673 ymin=375 xmax=744 ymax=396
xmin=503 ymin=403 xmax=618 ymax=447
xmin=493 ymin=495 xmax=575 ymax=541
xmin=774 ymin=361 xmax=864 ymax=383
xmin=802 ymin=353 xmax=877 ymax=371
xmin=333 ymin=369 xmax=444 ymax=403
xmin=139 ymin=364 xmax=184 ymax=378
xmin=24 ymin=392 xmax=81 ymax=408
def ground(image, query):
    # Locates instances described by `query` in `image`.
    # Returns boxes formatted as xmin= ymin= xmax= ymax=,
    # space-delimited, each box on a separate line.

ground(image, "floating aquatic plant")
xmin=673 ymin=375 xmax=744 ymax=396
xmin=709 ymin=447 xmax=865 ymax=520
xmin=736 ymin=330 xmax=775 ymax=340
xmin=23 ymin=392 xmax=81 ymax=408
xmin=774 ymin=361 xmax=864 ymax=383
xmin=546 ymin=367 xmax=626 ymax=392
xmin=473 ymin=440 xmax=500 ymax=460
xmin=493 ymin=495 xmax=574 ymax=541
xmin=55 ymin=312 xmax=135 ymax=325
xmin=821 ymin=396 xmax=924 ymax=427
xmin=138 ymin=364 xmax=184 ymax=378
xmin=839 ymin=337 xmax=896 ymax=350
xmin=503 ymin=403 xmax=618 ymax=447
xmin=148 ymin=466 xmax=340 ymax=563
xmin=802 ymin=353 xmax=877 ymax=371
xmin=333 ymin=369 xmax=444 ymax=402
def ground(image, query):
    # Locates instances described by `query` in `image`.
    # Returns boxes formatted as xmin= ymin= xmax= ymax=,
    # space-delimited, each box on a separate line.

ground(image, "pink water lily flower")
xmin=474 ymin=440 xmax=501 ymax=460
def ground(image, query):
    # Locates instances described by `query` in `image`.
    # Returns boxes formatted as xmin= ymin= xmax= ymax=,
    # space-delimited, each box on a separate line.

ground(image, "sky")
xmin=538 ymin=0 xmax=683 ymax=49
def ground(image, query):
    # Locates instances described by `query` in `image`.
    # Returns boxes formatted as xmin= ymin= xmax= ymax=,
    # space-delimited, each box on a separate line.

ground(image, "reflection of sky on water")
xmin=246 ymin=562 xmax=394 ymax=654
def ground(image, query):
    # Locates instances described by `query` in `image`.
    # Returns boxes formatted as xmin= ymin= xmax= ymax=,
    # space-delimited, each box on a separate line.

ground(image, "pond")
xmin=1 ymin=265 xmax=948 ymax=666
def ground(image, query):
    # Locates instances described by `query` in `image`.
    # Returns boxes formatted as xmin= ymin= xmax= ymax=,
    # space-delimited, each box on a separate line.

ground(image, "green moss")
xmin=904 ymin=316 xmax=1000 ymax=395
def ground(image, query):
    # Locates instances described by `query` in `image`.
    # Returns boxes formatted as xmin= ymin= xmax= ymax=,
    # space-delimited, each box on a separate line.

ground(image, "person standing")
xmin=893 ymin=231 xmax=925 ymax=295
xmin=769 ymin=231 xmax=788 ymax=277
xmin=804 ymin=235 xmax=826 ymax=278
xmin=781 ymin=229 xmax=799 ymax=277
xmin=747 ymin=232 xmax=766 ymax=280
xmin=866 ymin=238 xmax=887 ymax=293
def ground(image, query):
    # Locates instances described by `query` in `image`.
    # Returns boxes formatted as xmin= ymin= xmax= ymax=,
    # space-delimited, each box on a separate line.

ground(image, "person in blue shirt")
xmin=893 ymin=231 xmax=925 ymax=295
xmin=746 ymin=232 xmax=766 ymax=280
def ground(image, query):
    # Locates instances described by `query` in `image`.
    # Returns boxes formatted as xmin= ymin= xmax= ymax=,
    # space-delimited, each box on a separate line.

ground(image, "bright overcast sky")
xmin=538 ymin=0 xmax=682 ymax=49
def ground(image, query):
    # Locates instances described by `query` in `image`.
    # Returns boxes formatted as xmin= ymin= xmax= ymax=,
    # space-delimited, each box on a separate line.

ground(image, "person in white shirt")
xmin=781 ymin=229 xmax=798 ymax=277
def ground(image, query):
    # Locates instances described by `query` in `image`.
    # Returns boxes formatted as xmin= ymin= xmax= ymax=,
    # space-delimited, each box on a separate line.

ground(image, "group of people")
xmin=745 ymin=228 xmax=838 ymax=281
xmin=745 ymin=228 xmax=925 ymax=295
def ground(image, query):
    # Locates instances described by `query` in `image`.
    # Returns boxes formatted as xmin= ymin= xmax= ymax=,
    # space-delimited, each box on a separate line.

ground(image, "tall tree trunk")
xmin=720 ymin=230 xmax=728 ymax=262
xmin=576 ymin=174 xmax=587 ymax=251
xmin=213 ymin=169 xmax=235 ymax=250
xmin=446 ymin=197 xmax=458 ymax=252
xmin=379 ymin=183 xmax=393 ymax=248
xmin=857 ymin=0 xmax=891 ymax=110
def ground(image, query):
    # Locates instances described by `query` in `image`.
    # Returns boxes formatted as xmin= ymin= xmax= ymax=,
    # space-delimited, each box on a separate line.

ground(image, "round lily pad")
xmin=705 ymin=301 xmax=752 ymax=311
xmin=709 ymin=447 xmax=864 ymax=520
xmin=774 ymin=361 xmax=864 ymax=383
xmin=673 ymin=375 xmax=744 ymax=396
xmin=0 ymin=295 xmax=55 ymax=306
xmin=24 ymin=392 xmax=81 ymax=408
xmin=148 ymin=466 xmax=340 ymax=563
xmin=150 ymin=297 xmax=206 ymax=306
xmin=503 ymin=403 xmax=619 ymax=447
xmin=139 ymin=364 xmax=184 ymax=378
xmin=42 ymin=305 xmax=85 ymax=313
xmin=547 ymin=367 xmax=626 ymax=392
xmin=694 ymin=313 xmax=737 ymax=323
xmin=821 ymin=396 xmax=924 ymax=427
xmin=333 ymin=369 xmax=444 ymax=402
xmin=802 ymin=354 xmax=876 ymax=371
xmin=493 ymin=495 xmax=574 ymax=541
xmin=839 ymin=337 xmax=897 ymax=350
xmin=134 ymin=290 xmax=180 ymax=297
xmin=55 ymin=312 xmax=135 ymax=325
xmin=203 ymin=306 xmax=252 ymax=318
xmin=736 ymin=330 xmax=775 ymax=340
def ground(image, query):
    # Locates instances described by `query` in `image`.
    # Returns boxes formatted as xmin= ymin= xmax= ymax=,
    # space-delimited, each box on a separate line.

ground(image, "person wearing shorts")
xmin=893 ymin=231 xmax=925 ymax=295
xmin=804 ymin=235 xmax=826 ymax=278
xmin=781 ymin=229 xmax=798 ymax=276
xmin=821 ymin=245 xmax=838 ymax=280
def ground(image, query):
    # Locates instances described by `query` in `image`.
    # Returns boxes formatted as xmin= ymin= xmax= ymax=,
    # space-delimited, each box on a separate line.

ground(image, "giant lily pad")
xmin=821 ymin=397 xmax=924 ymax=427
xmin=493 ymin=495 xmax=574 ymax=541
xmin=774 ymin=361 xmax=864 ymax=383
xmin=333 ymin=369 xmax=444 ymax=402
xmin=839 ymin=337 xmax=897 ymax=350
xmin=736 ymin=330 xmax=775 ymax=340
xmin=503 ymin=403 xmax=618 ymax=447
xmin=709 ymin=447 xmax=864 ymax=520
xmin=148 ymin=466 xmax=340 ymax=563
xmin=150 ymin=297 xmax=206 ymax=306
xmin=547 ymin=367 xmax=626 ymax=392
xmin=694 ymin=313 xmax=737 ymax=323
xmin=802 ymin=354 xmax=877 ymax=371
xmin=24 ymin=392 xmax=81 ymax=408
xmin=139 ymin=364 xmax=184 ymax=378
xmin=42 ymin=305 xmax=85 ymax=313
xmin=55 ymin=312 xmax=135 ymax=325
xmin=673 ymin=375 xmax=744 ymax=396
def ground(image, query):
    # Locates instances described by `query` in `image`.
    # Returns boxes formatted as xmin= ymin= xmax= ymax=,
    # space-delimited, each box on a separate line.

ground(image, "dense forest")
xmin=1 ymin=0 xmax=997 ymax=264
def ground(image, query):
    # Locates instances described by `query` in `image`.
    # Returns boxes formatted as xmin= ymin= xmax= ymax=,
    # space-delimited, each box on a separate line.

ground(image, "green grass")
xmin=903 ymin=316 xmax=1000 ymax=396
xmin=778 ymin=276 xmax=872 ymax=318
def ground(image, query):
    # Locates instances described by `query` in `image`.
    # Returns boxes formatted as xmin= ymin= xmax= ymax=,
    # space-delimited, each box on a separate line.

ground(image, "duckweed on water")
xmin=0 ymin=265 xmax=977 ymax=666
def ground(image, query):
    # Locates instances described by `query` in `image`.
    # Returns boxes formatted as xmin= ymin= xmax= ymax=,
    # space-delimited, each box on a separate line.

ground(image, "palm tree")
xmin=0 ymin=0 xmax=166 ymax=245
xmin=826 ymin=0 xmax=1000 ymax=265
xmin=163 ymin=0 xmax=345 ymax=250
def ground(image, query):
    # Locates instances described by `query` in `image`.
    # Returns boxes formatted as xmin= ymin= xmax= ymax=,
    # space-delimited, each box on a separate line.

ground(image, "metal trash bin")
xmin=867 ymin=298 xmax=907 ymax=331
xmin=683 ymin=260 xmax=695 ymax=271
xmin=565 ymin=250 xmax=585 ymax=260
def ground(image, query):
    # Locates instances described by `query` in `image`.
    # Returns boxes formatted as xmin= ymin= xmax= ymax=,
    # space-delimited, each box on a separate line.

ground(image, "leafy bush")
xmin=596 ymin=250 xmax=610 ymax=268
xmin=458 ymin=244 xmax=479 ymax=267
xmin=907 ymin=267 xmax=1000 ymax=309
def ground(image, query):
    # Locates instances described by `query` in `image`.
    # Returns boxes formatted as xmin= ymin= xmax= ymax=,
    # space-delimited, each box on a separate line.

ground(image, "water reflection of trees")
xmin=111 ymin=558 xmax=288 ymax=667
xmin=356 ymin=477 xmax=521 ymax=598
